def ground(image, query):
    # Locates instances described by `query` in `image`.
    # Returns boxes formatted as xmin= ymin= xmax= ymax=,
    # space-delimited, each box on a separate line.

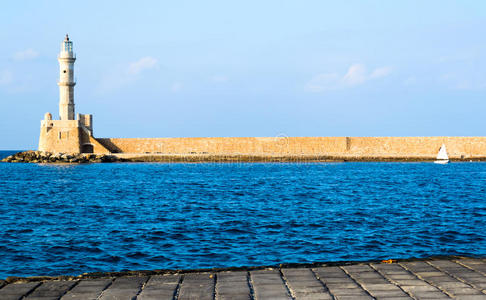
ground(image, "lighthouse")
xmin=58 ymin=34 xmax=76 ymax=120
xmin=38 ymin=35 xmax=111 ymax=154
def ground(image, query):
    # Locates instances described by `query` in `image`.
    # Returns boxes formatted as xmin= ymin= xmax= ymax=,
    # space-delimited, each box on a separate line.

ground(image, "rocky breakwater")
xmin=1 ymin=151 xmax=125 ymax=163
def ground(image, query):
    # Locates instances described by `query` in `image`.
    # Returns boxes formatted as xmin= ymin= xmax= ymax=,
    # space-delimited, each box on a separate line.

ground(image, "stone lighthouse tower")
xmin=38 ymin=35 xmax=110 ymax=154
xmin=58 ymin=34 xmax=76 ymax=120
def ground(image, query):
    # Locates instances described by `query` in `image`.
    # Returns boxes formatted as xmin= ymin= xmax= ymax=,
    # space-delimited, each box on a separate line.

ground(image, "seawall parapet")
xmin=95 ymin=136 xmax=486 ymax=160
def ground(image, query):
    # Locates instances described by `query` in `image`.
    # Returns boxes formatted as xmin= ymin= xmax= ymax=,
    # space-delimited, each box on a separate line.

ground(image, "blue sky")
xmin=1 ymin=1 xmax=485 ymax=149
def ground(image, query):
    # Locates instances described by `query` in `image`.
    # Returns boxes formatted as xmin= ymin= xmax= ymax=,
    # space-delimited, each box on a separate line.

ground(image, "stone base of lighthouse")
xmin=38 ymin=113 xmax=111 ymax=154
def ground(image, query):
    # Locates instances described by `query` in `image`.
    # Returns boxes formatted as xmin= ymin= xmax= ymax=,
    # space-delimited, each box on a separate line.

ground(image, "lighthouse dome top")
xmin=60 ymin=34 xmax=74 ymax=58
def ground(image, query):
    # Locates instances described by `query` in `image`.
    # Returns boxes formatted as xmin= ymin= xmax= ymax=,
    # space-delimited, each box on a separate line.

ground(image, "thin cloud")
xmin=127 ymin=56 xmax=158 ymax=75
xmin=0 ymin=70 xmax=13 ymax=85
xmin=210 ymin=75 xmax=229 ymax=83
xmin=305 ymin=64 xmax=393 ymax=92
xmin=98 ymin=56 xmax=159 ymax=93
xmin=370 ymin=66 xmax=392 ymax=79
xmin=171 ymin=82 xmax=183 ymax=92
xmin=305 ymin=73 xmax=340 ymax=92
xmin=342 ymin=64 xmax=367 ymax=86
xmin=403 ymin=76 xmax=417 ymax=86
xmin=440 ymin=73 xmax=486 ymax=91
xmin=13 ymin=49 xmax=39 ymax=61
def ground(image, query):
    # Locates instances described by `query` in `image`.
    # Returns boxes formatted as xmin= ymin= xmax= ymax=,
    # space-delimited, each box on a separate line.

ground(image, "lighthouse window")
xmin=64 ymin=43 xmax=72 ymax=52
xmin=63 ymin=70 xmax=67 ymax=73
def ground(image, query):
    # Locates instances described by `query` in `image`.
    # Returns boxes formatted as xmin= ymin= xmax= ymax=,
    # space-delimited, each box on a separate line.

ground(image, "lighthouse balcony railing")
xmin=58 ymin=53 xmax=76 ymax=59
xmin=57 ymin=80 xmax=76 ymax=86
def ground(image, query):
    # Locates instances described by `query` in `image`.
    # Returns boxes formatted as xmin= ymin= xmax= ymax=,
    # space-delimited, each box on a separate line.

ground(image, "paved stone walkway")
xmin=1 ymin=258 xmax=486 ymax=299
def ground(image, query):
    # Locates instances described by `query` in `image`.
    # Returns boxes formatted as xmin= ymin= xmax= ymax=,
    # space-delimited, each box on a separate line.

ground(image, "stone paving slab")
xmin=177 ymin=272 xmax=215 ymax=300
xmin=1 ymin=258 xmax=486 ymax=299
xmin=137 ymin=274 xmax=180 ymax=300
xmin=98 ymin=276 xmax=148 ymax=300
xmin=61 ymin=278 xmax=112 ymax=300
xmin=216 ymin=271 xmax=251 ymax=300
xmin=24 ymin=280 xmax=78 ymax=300
xmin=0 ymin=282 xmax=41 ymax=300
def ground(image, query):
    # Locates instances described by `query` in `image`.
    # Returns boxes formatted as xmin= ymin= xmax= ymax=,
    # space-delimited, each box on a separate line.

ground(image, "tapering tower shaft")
xmin=58 ymin=34 xmax=76 ymax=120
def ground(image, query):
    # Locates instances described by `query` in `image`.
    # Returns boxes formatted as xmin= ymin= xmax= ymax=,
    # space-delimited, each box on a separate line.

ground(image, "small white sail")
xmin=436 ymin=144 xmax=449 ymax=160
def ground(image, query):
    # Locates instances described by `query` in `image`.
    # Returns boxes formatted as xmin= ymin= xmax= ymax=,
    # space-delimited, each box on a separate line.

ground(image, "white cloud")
xmin=304 ymin=73 xmax=340 ymax=92
xmin=210 ymin=75 xmax=229 ymax=83
xmin=97 ymin=56 xmax=159 ymax=93
xmin=171 ymin=82 xmax=183 ymax=92
xmin=370 ymin=66 xmax=392 ymax=79
xmin=439 ymin=73 xmax=486 ymax=91
xmin=403 ymin=76 xmax=417 ymax=86
xmin=13 ymin=49 xmax=39 ymax=61
xmin=127 ymin=56 xmax=158 ymax=75
xmin=0 ymin=70 xmax=13 ymax=85
xmin=342 ymin=64 xmax=367 ymax=86
xmin=305 ymin=64 xmax=393 ymax=92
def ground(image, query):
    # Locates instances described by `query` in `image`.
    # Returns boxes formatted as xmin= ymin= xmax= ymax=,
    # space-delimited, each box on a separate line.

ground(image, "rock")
xmin=106 ymin=155 xmax=117 ymax=162
xmin=5 ymin=276 xmax=23 ymax=284
xmin=1 ymin=150 xmax=122 ymax=164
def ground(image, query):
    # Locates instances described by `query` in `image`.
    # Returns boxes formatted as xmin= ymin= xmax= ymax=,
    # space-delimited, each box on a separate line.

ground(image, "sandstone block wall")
xmin=39 ymin=119 xmax=111 ymax=154
xmin=346 ymin=137 xmax=486 ymax=158
xmin=96 ymin=137 xmax=348 ymax=156
xmin=39 ymin=120 xmax=82 ymax=153
xmin=95 ymin=136 xmax=486 ymax=159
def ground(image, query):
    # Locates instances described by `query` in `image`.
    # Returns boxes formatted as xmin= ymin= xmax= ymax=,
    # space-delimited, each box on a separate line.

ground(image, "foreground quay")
xmin=2 ymin=258 xmax=486 ymax=300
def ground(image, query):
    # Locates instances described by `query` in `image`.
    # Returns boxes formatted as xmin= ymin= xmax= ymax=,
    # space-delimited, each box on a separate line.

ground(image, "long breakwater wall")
xmin=95 ymin=137 xmax=486 ymax=161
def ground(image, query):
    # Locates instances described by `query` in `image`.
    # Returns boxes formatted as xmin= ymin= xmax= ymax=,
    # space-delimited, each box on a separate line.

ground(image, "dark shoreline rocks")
xmin=1 ymin=151 xmax=125 ymax=164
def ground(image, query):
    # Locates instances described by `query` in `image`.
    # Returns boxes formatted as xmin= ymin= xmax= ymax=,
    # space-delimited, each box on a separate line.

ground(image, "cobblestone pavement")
xmin=1 ymin=258 xmax=486 ymax=299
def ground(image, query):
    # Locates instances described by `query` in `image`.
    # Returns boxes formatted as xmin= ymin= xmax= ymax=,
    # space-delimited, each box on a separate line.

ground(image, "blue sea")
xmin=0 ymin=150 xmax=485 ymax=278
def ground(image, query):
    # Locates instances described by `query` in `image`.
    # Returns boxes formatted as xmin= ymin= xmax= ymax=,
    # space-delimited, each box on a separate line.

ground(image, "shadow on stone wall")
xmin=95 ymin=138 xmax=123 ymax=153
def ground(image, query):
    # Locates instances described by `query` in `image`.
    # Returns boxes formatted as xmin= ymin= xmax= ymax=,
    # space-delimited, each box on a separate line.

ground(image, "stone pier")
xmin=1 ymin=257 xmax=486 ymax=299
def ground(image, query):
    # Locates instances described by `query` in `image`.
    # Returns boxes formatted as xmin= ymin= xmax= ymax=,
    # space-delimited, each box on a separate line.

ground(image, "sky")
xmin=1 ymin=1 xmax=485 ymax=149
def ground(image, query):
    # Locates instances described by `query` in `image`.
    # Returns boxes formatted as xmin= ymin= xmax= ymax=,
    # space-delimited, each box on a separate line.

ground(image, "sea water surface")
xmin=0 ymin=151 xmax=485 ymax=278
